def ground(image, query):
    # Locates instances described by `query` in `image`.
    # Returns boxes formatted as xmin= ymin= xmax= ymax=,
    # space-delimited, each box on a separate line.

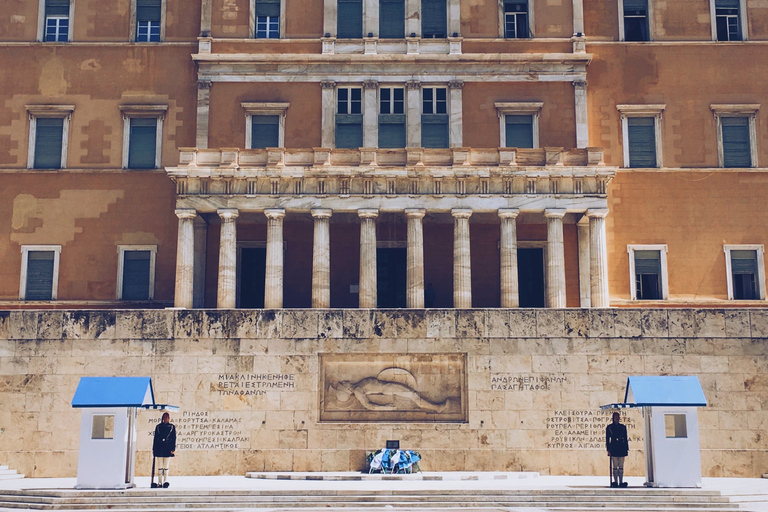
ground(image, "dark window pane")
xmin=422 ymin=0 xmax=447 ymax=38
xmin=732 ymin=250 xmax=758 ymax=300
xmin=336 ymin=114 xmax=363 ymax=148
xmin=128 ymin=118 xmax=157 ymax=169
xmin=504 ymin=0 xmax=529 ymax=38
xmin=136 ymin=0 xmax=161 ymax=21
xmin=25 ymin=251 xmax=55 ymax=301
xmin=34 ymin=117 xmax=64 ymax=169
xmin=627 ymin=117 xmax=656 ymax=167
xmin=722 ymin=117 xmax=751 ymax=167
xmin=45 ymin=0 xmax=69 ymax=16
xmin=505 ymin=115 xmax=533 ymax=148
xmin=251 ymin=115 xmax=280 ymax=148
xmin=422 ymin=114 xmax=449 ymax=148
xmin=122 ymin=251 xmax=151 ymax=300
xmin=338 ymin=0 xmax=363 ymax=38
xmin=634 ymin=250 xmax=662 ymax=300
xmin=380 ymin=0 xmax=405 ymax=38
xmin=379 ymin=114 xmax=406 ymax=148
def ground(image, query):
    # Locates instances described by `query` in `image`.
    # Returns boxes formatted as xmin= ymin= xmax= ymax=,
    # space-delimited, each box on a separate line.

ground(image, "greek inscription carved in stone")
xmin=490 ymin=373 xmax=567 ymax=391
xmin=545 ymin=410 xmax=641 ymax=450
xmin=146 ymin=411 xmax=250 ymax=451
xmin=216 ymin=373 xmax=295 ymax=396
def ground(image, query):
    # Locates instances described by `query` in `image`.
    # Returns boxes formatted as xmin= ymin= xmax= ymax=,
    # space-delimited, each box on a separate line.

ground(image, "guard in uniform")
xmin=153 ymin=412 xmax=176 ymax=488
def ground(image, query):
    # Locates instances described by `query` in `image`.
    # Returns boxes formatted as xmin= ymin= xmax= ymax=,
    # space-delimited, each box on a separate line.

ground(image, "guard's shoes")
xmin=163 ymin=482 xmax=170 ymax=488
xmin=610 ymin=482 xmax=618 ymax=488
xmin=620 ymin=482 xmax=628 ymax=488
xmin=150 ymin=483 xmax=158 ymax=488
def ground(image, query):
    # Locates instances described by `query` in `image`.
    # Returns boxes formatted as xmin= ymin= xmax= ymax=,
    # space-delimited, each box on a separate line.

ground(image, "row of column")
xmin=174 ymin=208 xmax=610 ymax=309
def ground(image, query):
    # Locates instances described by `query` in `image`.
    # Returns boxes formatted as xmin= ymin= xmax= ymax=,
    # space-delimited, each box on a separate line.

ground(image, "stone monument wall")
xmin=0 ymin=308 xmax=766 ymax=478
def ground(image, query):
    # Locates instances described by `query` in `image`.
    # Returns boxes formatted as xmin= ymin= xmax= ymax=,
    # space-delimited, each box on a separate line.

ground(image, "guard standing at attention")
xmin=606 ymin=411 xmax=629 ymax=488
xmin=153 ymin=412 xmax=176 ymax=488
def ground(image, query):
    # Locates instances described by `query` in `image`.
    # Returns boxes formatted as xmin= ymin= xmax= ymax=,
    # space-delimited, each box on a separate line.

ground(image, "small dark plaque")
xmin=386 ymin=440 xmax=400 ymax=450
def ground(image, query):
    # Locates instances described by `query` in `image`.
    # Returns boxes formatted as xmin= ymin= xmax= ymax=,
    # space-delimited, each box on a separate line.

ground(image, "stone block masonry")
xmin=0 ymin=308 xmax=766 ymax=478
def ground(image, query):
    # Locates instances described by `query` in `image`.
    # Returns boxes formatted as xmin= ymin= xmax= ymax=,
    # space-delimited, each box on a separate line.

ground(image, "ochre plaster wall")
xmin=533 ymin=0 xmax=573 ymax=38
xmin=460 ymin=0 xmax=500 ymax=37
xmin=211 ymin=0 xmax=251 ymax=38
xmin=583 ymin=0 xmax=619 ymax=40
xmin=653 ymin=0 xmax=711 ymax=40
xmin=0 ymin=0 xmax=39 ymax=41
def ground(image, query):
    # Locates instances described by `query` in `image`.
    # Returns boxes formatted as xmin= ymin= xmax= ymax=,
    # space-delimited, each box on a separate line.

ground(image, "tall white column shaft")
xmin=588 ymin=208 xmax=610 ymax=308
xmin=452 ymin=208 xmax=472 ymax=308
xmin=358 ymin=209 xmax=379 ymax=308
xmin=312 ymin=209 xmax=332 ymax=308
xmin=174 ymin=209 xmax=197 ymax=308
xmin=573 ymin=80 xmax=589 ymax=148
xmin=363 ymin=81 xmax=378 ymax=148
xmin=264 ymin=209 xmax=285 ymax=309
xmin=406 ymin=209 xmax=426 ymax=308
xmin=321 ymin=81 xmax=336 ymax=148
xmin=499 ymin=209 xmax=520 ymax=308
xmin=577 ymin=216 xmax=592 ymax=308
xmin=545 ymin=209 xmax=567 ymax=308
xmin=217 ymin=208 xmax=239 ymax=309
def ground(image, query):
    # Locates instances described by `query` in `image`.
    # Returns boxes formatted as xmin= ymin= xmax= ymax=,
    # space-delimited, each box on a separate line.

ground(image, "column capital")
xmin=572 ymin=80 xmax=587 ymax=88
xmin=358 ymin=208 xmax=379 ymax=219
xmin=405 ymin=208 xmax=426 ymax=219
xmin=311 ymin=208 xmax=333 ymax=219
xmin=451 ymin=208 xmax=472 ymax=219
xmin=498 ymin=208 xmax=520 ymax=219
xmin=197 ymin=80 xmax=212 ymax=91
xmin=363 ymin=80 xmax=378 ymax=89
xmin=217 ymin=208 xmax=239 ymax=220
xmin=544 ymin=209 xmax=567 ymax=220
xmin=175 ymin=208 xmax=198 ymax=220
xmin=449 ymin=80 xmax=464 ymax=89
xmin=406 ymin=80 xmax=421 ymax=90
xmin=265 ymin=208 xmax=286 ymax=220
xmin=320 ymin=80 xmax=336 ymax=90
xmin=586 ymin=208 xmax=609 ymax=219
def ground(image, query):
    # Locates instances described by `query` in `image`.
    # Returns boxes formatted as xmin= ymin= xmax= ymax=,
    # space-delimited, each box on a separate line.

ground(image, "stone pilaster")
xmin=588 ymin=208 xmax=610 ymax=308
xmin=405 ymin=0 xmax=420 ymax=37
xmin=447 ymin=0 xmax=461 ymax=36
xmin=545 ymin=209 xmax=567 ymax=308
xmin=577 ymin=215 xmax=591 ymax=308
xmin=572 ymin=0 xmax=584 ymax=35
xmin=321 ymin=81 xmax=336 ymax=148
xmin=358 ymin=209 xmax=379 ymax=308
xmin=406 ymin=209 xmax=426 ymax=308
xmin=200 ymin=0 xmax=212 ymax=35
xmin=406 ymin=81 xmax=421 ymax=148
xmin=216 ymin=209 xmax=239 ymax=309
xmin=196 ymin=81 xmax=212 ymax=149
xmin=449 ymin=80 xmax=464 ymax=148
xmin=323 ymin=0 xmax=337 ymax=36
xmin=363 ymin=80 xmax=378 ymax=148
xmin=264 ymin=209 xmax=286 ymax=309
xmin=311 ymin=208 xmax=332 ymax=308
xmin=498 ymin=208 xmax=519 ymax=308
xmin=363 ymin=0 xmax=378 ymax=37
xmin=452 ymin=208 xmax=472 ymax=308
xmin=573 ymin=80 xmax=588 ymax=148
xmin=174 ymin=209 xmax=198 ymax=308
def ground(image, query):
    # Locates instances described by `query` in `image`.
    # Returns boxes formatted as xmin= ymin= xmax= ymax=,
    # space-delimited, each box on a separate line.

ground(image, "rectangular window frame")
xmin=120 ymin=104 xmax=167 ymax=169
xmin=251 ymin=0 xmax=283 ymax=39
xmin=130 ymin=0 xmax=166 ymax=42
xmin=378 ymin=86 xmax=406 ymax=148
xmin=500 ymin=0 xmax=533 ymax=39
xmin=19 ymin=245 xmax=62 ymax=301
xmin=38 ymin=0 xmax=74 ymax=42
xmin=617 ymin=0 xmax=654 ymax=42
xmin=421 ymin=86 xmax=449 ymax=148
xmin=711 ymin=104 xmax=758 ymax=168
xmin=724 ymin=244 xmax=765 ymax=301
xmin=26 ymin=105 xmax=74 ymax=170
xmin=627 ymin=244 xmax=669 ymax=301
xmin=710 ymin=0 xmax=748 ymax=41
xmin=495 ymin=102 xmax=543 ymax=148
xmin=335 ymin=86 xmax=364 ymax=149
xmin=242 ymin=102 xmax=289 ymax=148
xmin=117 ymin=245 xmax=157 ymax=301
xmin=617 ymin=104 xmax=665 ymax=168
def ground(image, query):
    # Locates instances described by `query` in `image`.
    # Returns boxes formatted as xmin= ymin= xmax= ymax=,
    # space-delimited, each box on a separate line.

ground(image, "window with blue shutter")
xmin=336 ymin=87 xmax=363 ymax=148
xmin=34 ymin=117 xmax=64 ymax=169
xmin=128 ymin=118 xmax=158 ymax=169
xmin=721 ymin=117 xmax=751 ymax=168
xmin=504 ymin=0 xmax=529 ymax=38
xmin=627 ymin=117 xmax=656 ymax=167
xmin=421 ymin=87 xmax=448 ymax=148
xmin=337 ymin=0 xmax=363 ymax=38
xmin=634 ymin=250 xmax=662 ymax=300
xmin=623 ymin=0 xmax=649 ymax=41
xmin=44 ymin=0 xmax=69 ymax=42
xmin=730 ymin=249 xmax=758 ymax=300
xmin=380 ymin=0 xmax=405 ymax=38
xmin=505 ymin=115 xmax=534 ymax=148
xmin=136 ymin=0 xmax=161 ymax=42
xmin=379 ymin=87 xmax=406 ymax=148
xmin=25 ymin=251 xmax=55 ymax=301
xmin=251 ymin=115 xmax=280 ymax=148
xmin=121 ymin=250 xmax=152 ymax=300
xmin=422 ymin=0 xmax=447 ymax=38
xmin=715 ymin=0 xmax=741 ymax=41
xmin=255 ymin=0 xmax=280 ymax=38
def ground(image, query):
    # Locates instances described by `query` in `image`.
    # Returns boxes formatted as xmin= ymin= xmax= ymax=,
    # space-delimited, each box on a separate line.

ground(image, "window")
xmin=621 ymin=0 xmax=649 ymax=41
xmin=711 ymin=104 xmax=758 ymax=168
xmin=41 ymin=0 xmax=71 ymax=42
xmin=19 ymin=245 xmax=61 ymax=301
xmin=242 ymin=102 xmax=289 ymax=148
xmin=422 ymin=0 xmax=447 ymax=38
xmin=338 ymin=0 xmax=363 ymax=38
xmin=336 ymin=87 xmax=363 ymax=148
xmin=135 ymin=0 xmax=162 ymax=42
xmin=380 ymin=0 xmax=405 ymax=38
xmin=724 ymin=245 xmax=765 ymax=300
xmin=664 ymin=414 xmax=688 ymax=438
xmin=421 ymin=87 xmax=448 ymax=148
xmin=379 ymin=87 xmax=406 ymax=148
xmin=713 ymin=0 xmax=745 ymax=41
xmin=26 ymin=105 xmax=73 ymax=170
xmin=255 ymin=0 xmax=280 ymax=38
xmin=120 ymin=105 xmax=167 ymax=169
xmin=618 ymin=105 xmax=664 ymax=168
xmin=92 ymin=415 xmax=115 ymax=439
xmin=628 ymin=245 xmax=668 ymax=301
xmin=495 ymin=102 xmax=542 ymax=148
xmin=117 ymin=246 xmax=157 ymax=301
xmin=504 ymin=0 xmax=529 ymax=39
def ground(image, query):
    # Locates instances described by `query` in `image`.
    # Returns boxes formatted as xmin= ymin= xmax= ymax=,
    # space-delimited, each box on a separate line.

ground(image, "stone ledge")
xmin=245 ymin=471 xmax=539 ymax=481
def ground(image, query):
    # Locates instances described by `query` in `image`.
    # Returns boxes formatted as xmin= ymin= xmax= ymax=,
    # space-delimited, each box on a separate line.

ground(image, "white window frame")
xmin=494 ymin=102 xmax=543 ymax=148
xmin=37 ymin=0 xmax=74 ymax=42
xmin=617 ymin=104 xmax=665 ymax=168
xmin=724 ymin=244 xmax=766 ymax=301
xmin=337 ymin=86 xmax=363 ymax=115
xmin=498 ymin=0 xmax=534 ymax=39
xmin=249 ymin=0 xmax=286 ymax=39
xmin=709 ymin=0 xmax=748 ymax=41
xmin=710 ymin=104 xmax=759 ymax=168
xmin=379 ymin=86 xmax=405 ymax=115
xmin=241 ymin=102 xmax=289 ymax=148
xmin=120 ymin=104 xmax=167 ymax=169
xmin=617 ymin=0 xmax=654 ymax=41
xmin=627 ymin=244 xmax=668 ymax=301
xmin=19 ymin=245 xmax=62 ymax=301
xmin=116 ymin=245 xmax=157 ymax=301
xmin=421 ymin=86 xmax=448 ymax=116
xmin=130 ymin=0 xmax=167 ymax=42
xmin=26 ymin=104 xmax=74 ymax=169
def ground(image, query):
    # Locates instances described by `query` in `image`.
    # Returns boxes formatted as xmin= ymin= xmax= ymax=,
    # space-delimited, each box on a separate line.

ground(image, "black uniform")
xmin=606 ymin=422 xmax=629 ymax=457
xmin=153 ymin=421 xmax=176 ymax=458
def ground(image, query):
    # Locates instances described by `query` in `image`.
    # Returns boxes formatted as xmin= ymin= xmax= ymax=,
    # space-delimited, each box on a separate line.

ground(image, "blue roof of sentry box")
xmin=72 ymin=377 xmax=154 ymax=408
xmin=624 ymin=376 xmax=707 ymax=407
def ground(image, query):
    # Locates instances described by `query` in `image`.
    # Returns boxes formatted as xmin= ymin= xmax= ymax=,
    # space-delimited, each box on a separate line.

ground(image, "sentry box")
xmin=602 ymin=375 xmax=707 ymax=488
xmin=71 ymin=377 xmax=177 ymax=489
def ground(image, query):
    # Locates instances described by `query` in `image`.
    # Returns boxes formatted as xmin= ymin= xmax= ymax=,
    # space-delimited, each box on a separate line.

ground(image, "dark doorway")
xmin=377 ymin=247 xmax=407 ymax=308
xmin=239 ymin=247 xmax=266 ymax=308
xmin=518 ymin=247 xmax=545 ymax=308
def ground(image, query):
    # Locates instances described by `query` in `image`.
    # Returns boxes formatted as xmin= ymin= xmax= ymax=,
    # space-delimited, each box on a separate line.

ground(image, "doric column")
xmin=363 ymin=80 xmax=378 ymax=148
xmin=311 ymin=208 xmax=332 ymax=308
xmin=196 ymin=81 xmax=212 ymax=148
xmin=573 ymin=80 xmax=588 ymax=148
xmin=174 ymin=209 xmax=197 ymax=308
xmin=321 ymin=81 xmax=336 ymax=148
xmin=545 ymin=209 xmax=567 ymax=308
xmin=452 ymin=208 xmax=472 ymax=308
xmin=405 ymin=209 xmax=426 ymax=308
xmin=216 ymin=209 xmax=239 ymax=309
xmin=323 ymin=0 xmax=337 ymax=36
xmin=405 ymin=0 xmax=420 ymax=37
xmin=498 ymin=209 xmax=520 ymax=308
xmin=449 ymin=80 xmax=464 ymax=148
xmin=406 ymin=81 xmax=421 ymax=147
xmin=358 ymin=209 xmax=379 ymax=308
xmin=577 ymin=215 xmax=591 ymax=308
xmin=264 ymin=209 xmax=285 ymax=309
xmin=588 ymin=208 xmax=610 ymax=308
